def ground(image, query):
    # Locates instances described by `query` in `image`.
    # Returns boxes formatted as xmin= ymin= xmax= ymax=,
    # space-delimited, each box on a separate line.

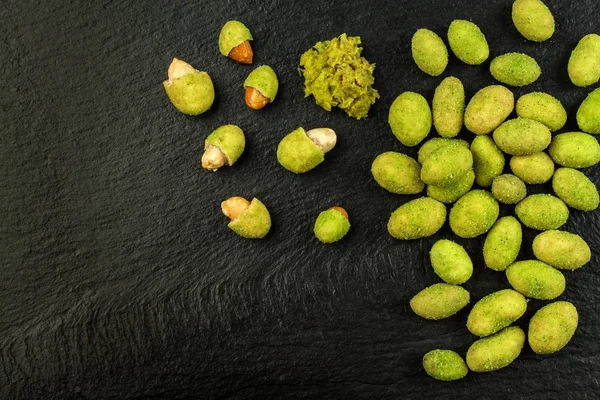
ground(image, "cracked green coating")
xmin=568 ymin=34 xmax=600 ymax=87
xmin=371 ymin=152 xmax=424 ymax=195
xmin=163 ymin=71 xmax=215 ymax=116
xmin=430 ymin=239 xmax=473 ymax=285
xmin=471 ymin=136 xmax=505 ymax=187
xmin=447 ymin=20 xmax=489 ymax=65
xmin=314 ymin=209 xmax=350 ymax=244
xmin=510 ymin=152 xmax=554 ymax=184
xmin=548 ymin=132 xmax=600 ymax=168
xmin=218 ymin=20 xmax=253 ymax=56
xmin=467 ymin=289 xmax=527 ymax=337
xmin=433 ymin=77 xmax=465 ymax=137
xmin=516 ymin=92 xmax=566 ymax=131
xmin=466 ymin=327 xmax=525 ymax=372
xmin=387 ymin=197 xmax=446 ymax=240
xmin=576 ymin=88 xmax=600 ymax=134
xmin=417 ymin=138 xmax=469 ymax=165
xmin=493 ymin=118 xmax=551 ymax=156
xmin=427 ymin=170 xmax=474 ymax=204
xmin=228 ymin=198 xmax=271 ymax=239
xmin=423 ymin=350 xmax=468 ymax=381
xmin=515 ymin=194 xmax=569 ymax=231
xmin=277 ymin=127 xmax=324 ymax=174
xmin=449 ymin=190 xmax=499 ymax=239
xmin=421 ymin=142 xmax=473 ymax=186
xmin=491 ymin=174 xmax=527 ymax=204
xmin=244 ymin=65 xmax=278 ymax=101
xmin=410 ymin=283 xmax=470 ymax=320
xmin=483 ymin=216 xmax=522 ymax=272
xmin=411 ymin=29 xmax=448 ymax=77
xmin=388 ymin=92 xmax=431 ymax=147
xmin=512 ymin=0 xmax=555 ymax=42
xmin=490 ymin=53 xmax=541 ymax=87
xmin=465 ymin=85 xmax=514 ymax=135
xmin=506 ymin=260 xmax=565 ymax=300
xmin=205 ymin=125 xmax=245 ymax=166
xmin=552 ymin=168 xmax=599 ymax=211
xmin=533 ymin=230 xmax=591 ymax=270
xmin=529 ymin=301 xmax=578 ymax=355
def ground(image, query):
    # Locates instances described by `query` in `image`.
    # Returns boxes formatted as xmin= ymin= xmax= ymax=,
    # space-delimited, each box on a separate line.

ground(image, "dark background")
xmin=1 ymin=0 xmax=599 ymax=398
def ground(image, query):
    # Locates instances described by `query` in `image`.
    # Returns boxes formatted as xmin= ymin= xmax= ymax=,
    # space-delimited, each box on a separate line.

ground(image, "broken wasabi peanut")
xmin=314 ymin=207 xmax=350 ymax=244
xmin=553 ymin=168 xmax=599 ymax=211
xmin=389 ymin=92 xmax=432 ymax=147
xmin=420 ymin=142 xmax=473 ymax=186
xmin=516 ymin=92 xmax=567 ymax=132
xmin=510 ymin=152 xmax=554 ymax=184
xmin=410 ymin=283 xmax=470 ymax=320
xmin=371 ymin=152 xmax=424 ymax=195
xmin=447 ymin=20 xmax=489 ymax=65
xmin=471 ymin=136 xmax=505 ymax=187
xmin=533 ymin=230 xmax=591 ymax=270
xmin=449 ymin=190 xmax=499 ymax=239
xmin=491 ymin=174 xmax=527 ymax=204
xmin=430 ymin=239 xmax=473 ymax=285
xmin=423 ymin=350 xmax=468 ymax=381
xmin=163 ymin=58 xmax=215 ymax=116
xmin=388 ymin=197 xmax=446 ymax=240
xmin=490 ymin=53 xmax=541 ymax=87
xmin=218 ymin=20 xmax=254 ymax=64
xmin=417 ymin=138 xmax=469 ymax=164
xmin=467 ymin=289 xmax=527 ymax=337
xmin=433 ymin=77 xmax=465 ymax=137
xmin=548 ymin=132 xmax=600 ymax=168
xmin=483 ymin=216 xmax=522 ymax=271
xmin=411 ymin=29 xmax=448 ymax=77
xmin=466 ymin=327 xmax=525 ymax=373
xmin=515 ymin=194 xmax=569 ymax=231
xmin=427 ymin=170 xmax=475 ymax=204
xmin=568 ymin=34 xmax=600 ymax=87
xmin=221 ymin=197 xmax=271 ymax=239
xmin=529 ymin=301 xmax=578 ymax=355
xmin=493 ymin=118 xmax=551 ymax=156
xmin=277 ymin=127 xmax=336 ymax=174
xmin=201 ymin=125 xmax=246 ymax=171
xmin=244 ymin=65 xmax=278 ymax=110
xmin=465 ymin=85 xmax=514 ymax=135
xmin=506 ymin=260 xmax=566 ymax=300
xmin=512 ymin=0 xmax=555 ymax=42
xmin=576 ymin=88 xmax=600 ymax=134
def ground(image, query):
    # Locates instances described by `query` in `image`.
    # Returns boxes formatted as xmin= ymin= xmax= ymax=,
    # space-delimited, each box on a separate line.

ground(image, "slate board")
xmin=1 ymin=0 xmax=600 ymax=398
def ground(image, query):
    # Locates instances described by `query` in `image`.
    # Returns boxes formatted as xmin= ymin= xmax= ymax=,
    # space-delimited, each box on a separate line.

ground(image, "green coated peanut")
xmin=410 ymin=283 xmax=470 ymax=320
xmin=483 ymin=216 xmax=522 ymax=271
xmin=576 ymin=88 xmax=600 ymax=134
xmin=466 ymin=327 xmax=525 ymax=372
xmin=568 ymin=34 xmax=600 ymax=87
xmin=471 ymin=135 xmax=505 ymax=187
xmin=371 ymin=152 xmax=424 ymax=195
xmin=528 ymin=301 xmax=578 ymax=354
xmin=490 ymin=53 xmax=541 ymax=87
xmin=389 ymin=92 xmax=432 ymax=147
xmin=465 ymin=85 xmax=514 ymax=135
xmin=433 ymin=77 xmax=465 ymax=137
xmin=427 ymin=170 xmax=475 ymax=204
xmin=512 ymin=0 xmax=555 ymax=42
xmin=388 ymin=197 xmax=446 ymax=240
xmin=411 ymin=29 xmax=448 ymax=77
xmin=423 ymin=350 xmax=468 ymax=381
xmin=533 ymin=230 xmax=591 ymax=270
xmin=509 ymin=152 xmax=554 ymax=184
xmin=515 ymin=194 xmax=569 ymax=231
xmin=548 ymin=132 xmax=600 ymax=168
xmin=506 ymin=260 xmax=565 ymax=300
xmin=491 ymin=174 xmax=527 ymax=205
xmin=449 ymin=190 xmax=499 ymax=238
xmin=314 ymin=208 xmax=351 ymax=243
xmin=430 ymin=239 xmax=473 ymax=285
xmin=516 ymin=92 xmax=566 ymax=132
xmin=467 ymin=289 xmax=527 ymax=337
xmin=493 ymin=118 xmax=551 ymax=156
xmin=447 ymin=20 xmax=489 ymax=65
xmin=552 ymin=167 xmax=599 ymax=211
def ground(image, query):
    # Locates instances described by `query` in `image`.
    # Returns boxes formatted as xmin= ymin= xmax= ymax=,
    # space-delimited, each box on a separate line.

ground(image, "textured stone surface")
xmin=0 ymin=0 xmax=599 ymax=398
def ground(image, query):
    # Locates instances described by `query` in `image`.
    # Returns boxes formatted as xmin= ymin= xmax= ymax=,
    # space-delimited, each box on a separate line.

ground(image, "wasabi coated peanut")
xmin=447 ymin=20 xmax=489 ymax=65
xmin=548 ymin=132 xmax=600 ymax=168
xmin=576 ymin=88 xmax=600 ymax=134
xmin=506 ymin=260 xmax=566 ymax=300
xmin=510 ymin=152 xmax=554 ymax=184
xmin=529 ymin=302 xmax=579 ymax=355
xmin=410 ymin=283 xmax=470 ymax=320
xmin=202 ymin=125 xmax=246 ymax=171
xmin=568 ymin=34 xmax=600 ymax=87
xmin=417 ymin=138 xmax=469 ymax=164
xmin=466 ymin=327 xmax=525 ymax=373
xmin=516 ymin=92 xmax=567 ymax=132
xmin=491 ymin=174 xmax=527 ymax=204
xmin=553 ymin=168 xmax=599 ymax=211
xmin=449 ymin=190 xmax=499 ymax=239
xmin=493 ymin=118 xmax=551 ymax=156
xmin=222 ymin=197 xmax=271 ymax=239
xmin=533 ymin=230 xmax=591 ymax=270
xmin=483 ymin=216 xmax=522 ymax=271
xmin=389 ymin=92 xmax=431 ymax=147
xmin=427 ymin=170 xmax=475 ymax=204
xmin=471 ymin=136 xmax=505 ymax=187
xmin=314 ymin=207 xmax=350 ymax=243
xmin=420 ymin=143 xmax=473 ymax=186
xmin=423 ymin=350 xmax=468 ymax=381
xmin=465 ymin=85 xmax=514 ymax=135
xmin=388 ymin=197 xmax=446 ymax=240
xmin=277 ymin=127 xmax=336 ymax=174
xmin=411 ymin=29 xmax=448 ymax=77
xmin=430 ymin=239 xmax=473 ymax=285
xmin=466 ymin=289 xmax=527 ymax=337
xmin=244 ymin=65 xmax=278 ymax=110
xmin=219 ymin=20 xmax=253 ymax=64
xmin=512 ymin=0 xmax=555 ymax=42
xmin=163 ymin=58 xmax=215 ymax=116
xmin=515 ymin=194 xmax=569 ymax=231
xmin=433 ymin=77 xmax=465 ymax=137
xmin=490 ymin=53 xmax=541 ymax=87
xmin=371 ymin=152 xmax=424 ymax=195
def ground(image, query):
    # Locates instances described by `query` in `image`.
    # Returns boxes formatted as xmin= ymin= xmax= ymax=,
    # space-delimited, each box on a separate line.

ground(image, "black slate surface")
xmin=1 ymin=0 xmax=600 ymax=398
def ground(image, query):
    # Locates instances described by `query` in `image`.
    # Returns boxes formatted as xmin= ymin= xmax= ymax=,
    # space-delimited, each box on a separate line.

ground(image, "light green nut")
xmin=548 ymin=132 xmax=600 ymax=168
xmin=449 ymin=190 xmax=499 ymax=239
xmin=510 ymin=152 xmax=554 ymax=184
xmin=553 ymin=168 xmax=599 ymax=211
xmin=491 ymin=174 xmax=527 ymax=204
xmin=204 ymin=125 xmax=245 ymax=170
xmin=423 ymin=350 xmax=468 ymax=381
xmin=483 ymin=216 xmax=522 ymax=272
xmin=447 ymin=20 xmax=489 ymax=65
xmin=529 ymin=301 xmax=578 ymax=355
xmin=371 ymin=152 xmax=424 ymax=195
xmin=430 ymin=239 xmax=473 ymax=285
xmin=227 ymin=198 xmax=271 ymax=239
xmin=471 ymin=136 xmax=505 ymax=187
xmin=244 ymin=65 xmax=278 ymax=101
xmin=277 ymin=127 xmax=335 ymax=174
xmin=420 ymin=143 xmax=473 ymax=186
xmin=515 ymin=194 xmax=568 ymax=231
xmin=516 ymin=92 xmax=567 ymax=131
xmin=506 ymin=260 xmax=565 ymax=300
xmin=389 ymin=92 xmax=432 ymax=147
xmin=466 ymin=327 xmax=525 ymax=373
xmin=218 ymin=20 xmax=253 ymax=56
xmin=465 ymin=85 xmax=514 ymax=135
xmin=433 ymin=76 xmax=465 ymax=137
xmin=512 ymin=0 xmax=555 ymax=42
xmin=387 ymin=197 xmax=446 ymax=240
xmin=533 ymin=230 xmax=591 ymax=270
xmin=417 ymin=138 xmax=469 ymax=164
xmin=410 ymin=283 xmax=470 ymax=320
xmin=493 ymin=118 xmax=551 ymax=156
xmin=411 ymin=29 xmax=448 ymax=77
xmin=577 ymin=88 xmax=600 ymax=134
xmin=427 ymin=170 xmax=475 ymax=204
xmin=467 ymin=289 xmax=527 ymax=337
xmin=568 ymin=34 xmax=600 ymax=87
xmin=163 ymin=59 xmax=215 ymax=116
xmin=314 ymin=208 xmax=350 ymax=244
xmin=490 ymin=53 xmax=541 ymax=87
